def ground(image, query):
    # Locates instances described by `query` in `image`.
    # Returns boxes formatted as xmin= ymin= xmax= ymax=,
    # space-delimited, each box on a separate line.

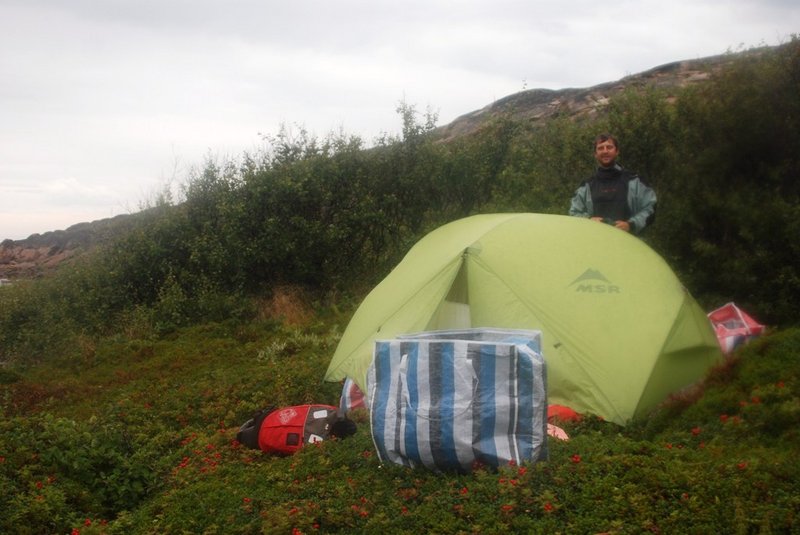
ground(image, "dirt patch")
xmin=6 ymin=381 xmax=72 ymax=415
xmin=258 ymin=285 xmax=315 ymax=326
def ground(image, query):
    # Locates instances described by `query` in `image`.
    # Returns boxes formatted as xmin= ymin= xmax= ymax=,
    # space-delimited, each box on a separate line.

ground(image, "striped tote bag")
xmin=367 ymin=329 xmax=547 ymax=472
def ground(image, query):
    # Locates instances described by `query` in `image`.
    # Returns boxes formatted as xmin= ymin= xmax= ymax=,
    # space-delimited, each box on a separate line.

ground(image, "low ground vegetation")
xmin=1 ymin=315 xmax=798 ymax=534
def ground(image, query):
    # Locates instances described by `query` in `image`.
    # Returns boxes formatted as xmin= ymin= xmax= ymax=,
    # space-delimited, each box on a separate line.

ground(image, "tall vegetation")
xmin=1 ymin=40 xmax=799 ymax=366
xmin=661 ymin=45 xmax=800 ymax=320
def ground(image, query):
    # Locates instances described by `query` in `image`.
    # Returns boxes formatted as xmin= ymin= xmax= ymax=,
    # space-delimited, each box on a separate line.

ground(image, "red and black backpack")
xmin=237 ymin=404 xmax=355 ymax=455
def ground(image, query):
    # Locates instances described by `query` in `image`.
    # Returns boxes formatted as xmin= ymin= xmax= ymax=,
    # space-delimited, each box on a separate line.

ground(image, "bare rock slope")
xmin=434 ymin=53 xmax=735 ymax=141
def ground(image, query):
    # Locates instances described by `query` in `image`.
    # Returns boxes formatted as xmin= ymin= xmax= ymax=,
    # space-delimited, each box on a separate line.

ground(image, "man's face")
xmin=594 ymin=139 xmax=619 ymax=168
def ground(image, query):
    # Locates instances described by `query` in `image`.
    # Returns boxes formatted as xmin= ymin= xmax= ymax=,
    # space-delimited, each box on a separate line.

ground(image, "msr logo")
xmin=569 ymin=269 xmax=621 ymax=294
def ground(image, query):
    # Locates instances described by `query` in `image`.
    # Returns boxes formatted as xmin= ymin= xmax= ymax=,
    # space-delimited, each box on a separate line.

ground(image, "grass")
xmin=1 ymin=311 xmax=798 ymax=534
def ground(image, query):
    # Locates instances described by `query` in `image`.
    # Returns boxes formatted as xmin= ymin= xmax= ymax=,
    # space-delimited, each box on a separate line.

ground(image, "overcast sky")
xmin=1 ymin=0 xmax=797 ymax=241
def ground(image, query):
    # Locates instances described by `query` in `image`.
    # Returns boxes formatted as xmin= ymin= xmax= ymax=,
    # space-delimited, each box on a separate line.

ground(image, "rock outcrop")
xmin=0 ymin=214 xmax=137 ymax=280
xmin=434 ymin=53 xmax=736 ymax=142
xmin=0 ymin=240 xmax=79 ymax=279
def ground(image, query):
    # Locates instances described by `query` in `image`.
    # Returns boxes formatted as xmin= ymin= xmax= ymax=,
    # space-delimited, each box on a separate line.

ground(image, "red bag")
xmin=707 ymin=302 xmax=765 ymax=354
xmin=257 ymin=405 xmax=340 ymax=455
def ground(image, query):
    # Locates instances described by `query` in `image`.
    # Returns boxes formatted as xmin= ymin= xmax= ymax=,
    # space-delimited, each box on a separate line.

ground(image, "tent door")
xmin=427 ymin=260 xmax=471 ymax=330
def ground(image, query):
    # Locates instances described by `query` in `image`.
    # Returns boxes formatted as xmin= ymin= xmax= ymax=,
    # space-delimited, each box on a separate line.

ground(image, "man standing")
xmin=569 ymin=134 xmax=656 ymax=234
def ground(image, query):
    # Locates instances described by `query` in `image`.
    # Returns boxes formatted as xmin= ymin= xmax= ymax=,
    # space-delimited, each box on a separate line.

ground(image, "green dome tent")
xmin=325 ymin=213 xmax=722 ymax=426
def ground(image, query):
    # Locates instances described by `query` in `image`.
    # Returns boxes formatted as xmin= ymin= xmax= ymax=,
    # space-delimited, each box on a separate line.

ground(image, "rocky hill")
xmin=0 ymin=213 xmax=138 ymax=280
xmin=0 ymin=47 xmax=763 ymax=281
xmin=433 ymin=52 xmax=741 ymax=141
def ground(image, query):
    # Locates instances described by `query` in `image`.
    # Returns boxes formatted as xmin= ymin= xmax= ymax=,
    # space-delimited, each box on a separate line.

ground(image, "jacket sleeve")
xmin=626 ymin=178 xmax=657 ymax=234
xmin=569 ymin=182 xmax=592 ymax=218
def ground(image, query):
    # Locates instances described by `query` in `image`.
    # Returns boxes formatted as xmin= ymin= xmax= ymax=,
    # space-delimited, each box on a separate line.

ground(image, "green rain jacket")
xmin=569 ymin=166 xmax=657 ymax=234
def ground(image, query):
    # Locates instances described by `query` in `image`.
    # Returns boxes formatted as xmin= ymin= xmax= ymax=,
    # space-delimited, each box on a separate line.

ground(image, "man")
xmin=569 ymin=133 xmax=656 ymax=234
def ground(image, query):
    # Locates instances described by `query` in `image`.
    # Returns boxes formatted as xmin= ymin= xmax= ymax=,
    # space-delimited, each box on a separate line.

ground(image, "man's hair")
xmin=594 ymin=133 xmax=619 ymax=150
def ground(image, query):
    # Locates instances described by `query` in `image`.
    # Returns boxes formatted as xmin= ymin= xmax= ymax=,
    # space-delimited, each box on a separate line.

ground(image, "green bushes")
xmin=488 ymin=114 xmax=588 ymax=213
xmin=0 ymin=261 xmax=115 ymax=365
xmin=0 ymin=413 xmax=163 ymax=532
xmin=648 ymin=42 xmax=800 ymax=321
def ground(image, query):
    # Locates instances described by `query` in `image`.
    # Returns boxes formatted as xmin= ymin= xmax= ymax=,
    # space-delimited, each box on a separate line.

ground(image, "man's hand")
xmin=614 ymin=220 xmax=631 ymax=232
xmin=590 ymin=217 xmax=631 ymax=232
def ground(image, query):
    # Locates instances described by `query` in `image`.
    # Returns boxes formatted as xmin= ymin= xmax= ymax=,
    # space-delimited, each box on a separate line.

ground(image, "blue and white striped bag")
xmin=367 ymin=329 xmax=547 ymax=472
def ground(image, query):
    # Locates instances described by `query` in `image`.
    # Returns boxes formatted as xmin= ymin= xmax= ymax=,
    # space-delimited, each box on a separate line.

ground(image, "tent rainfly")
xmin=325 ymin=213 xmax=722 ymax=426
